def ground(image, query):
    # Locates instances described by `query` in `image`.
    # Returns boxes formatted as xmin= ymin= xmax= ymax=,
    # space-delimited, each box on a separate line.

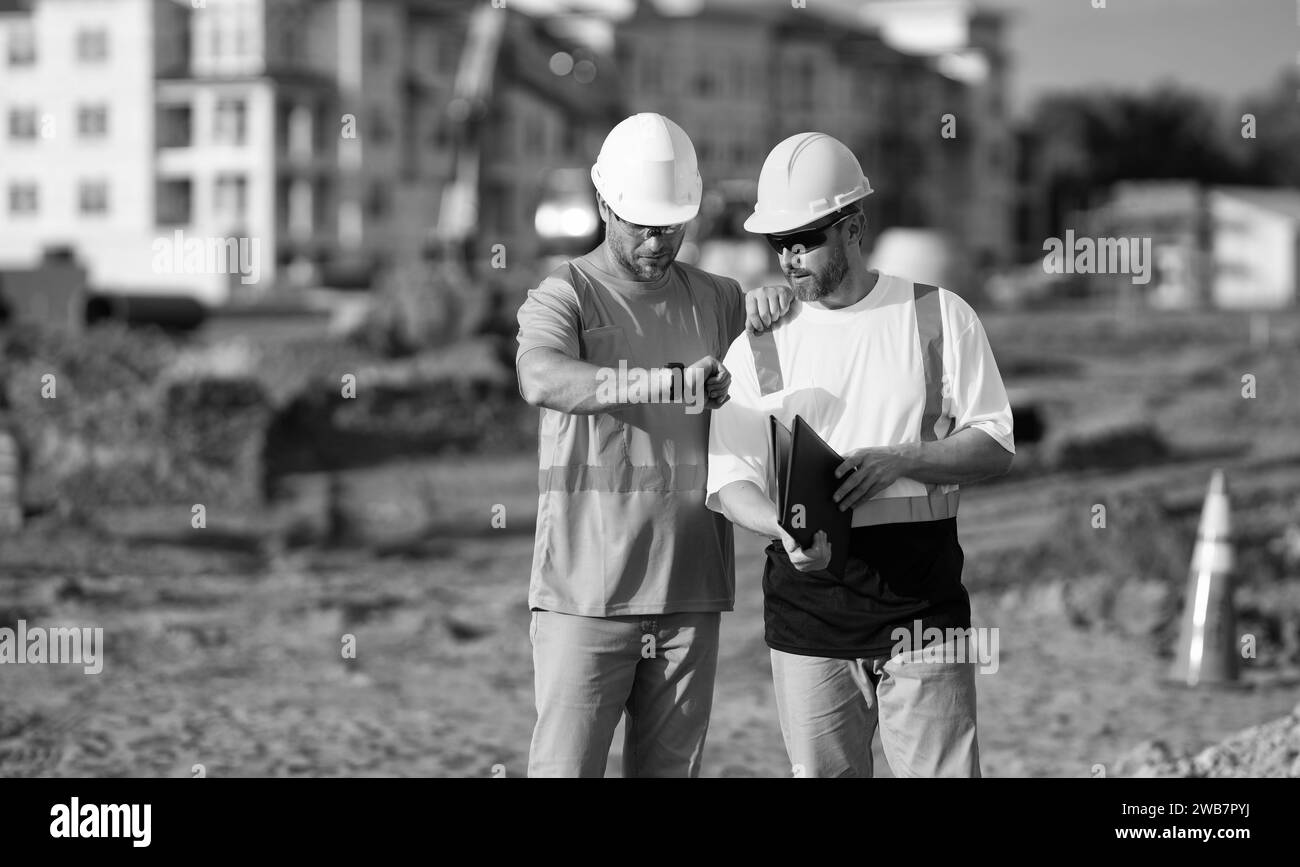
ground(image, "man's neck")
xmin=813 ymin=260 xmax=879 ymax=310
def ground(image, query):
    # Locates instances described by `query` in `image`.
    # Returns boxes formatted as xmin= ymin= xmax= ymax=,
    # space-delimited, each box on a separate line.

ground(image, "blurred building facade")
xmin=0 ymin=0 xmax=619 ymax=307
xmin=614 ymin=0 xmax=1017 ymax=277
xmin=1 ymin=0 xmax=1017 ymax=307
xmin=1209 ymin=187 xmax=1300 ymax=310
xmin=1082 ymin=181 xmax=1300 ymax=310
xmin=0 ymin=0 xmax=198 ymax=295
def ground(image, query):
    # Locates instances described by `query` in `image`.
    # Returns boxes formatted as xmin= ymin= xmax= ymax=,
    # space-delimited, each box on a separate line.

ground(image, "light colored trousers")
xmin=771 ymin=638 xmax=981 ymax=778
xmin=528 ymin=609 xmax=720 ymax=778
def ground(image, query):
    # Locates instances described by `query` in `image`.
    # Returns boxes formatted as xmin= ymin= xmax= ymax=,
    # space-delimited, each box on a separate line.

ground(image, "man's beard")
xmin=612 ymin=243 xmax=672 ymax=280
xmin=789 ymin=245 xmax=848 ymax=302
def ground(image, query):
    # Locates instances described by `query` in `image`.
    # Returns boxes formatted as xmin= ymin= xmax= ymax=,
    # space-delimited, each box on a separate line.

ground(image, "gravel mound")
xmin=1114 ymin=703 xmax=1300 ymax=777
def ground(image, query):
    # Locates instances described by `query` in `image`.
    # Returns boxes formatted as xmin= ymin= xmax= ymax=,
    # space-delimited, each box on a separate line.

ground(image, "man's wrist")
xmin=764 ymin=509 xmax=786 ymax=540
xmin=889 ymin=442 xmax=919 ymax=476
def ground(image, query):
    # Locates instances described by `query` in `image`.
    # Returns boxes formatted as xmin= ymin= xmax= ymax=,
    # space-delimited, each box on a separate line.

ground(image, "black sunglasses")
xmin=764 ymin=211 xmax=854 ymax=255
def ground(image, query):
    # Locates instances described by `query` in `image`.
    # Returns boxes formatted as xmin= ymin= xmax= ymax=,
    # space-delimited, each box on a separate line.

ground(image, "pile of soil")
xmin=1113 ymin=703 xmax=1300 ymax=777
xmin=0 ymin=323 xmax=533 ymax=521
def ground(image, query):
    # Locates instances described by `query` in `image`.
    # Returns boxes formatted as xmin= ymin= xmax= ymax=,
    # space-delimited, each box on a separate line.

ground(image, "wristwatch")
xmin=664 ymin=362 xmax=685 ymax=403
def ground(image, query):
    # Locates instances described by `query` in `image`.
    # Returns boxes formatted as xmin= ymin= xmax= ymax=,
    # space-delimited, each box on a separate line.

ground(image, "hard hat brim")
xmin=606 ymin=199 xmax=700 ymax=228
xmin=744 ymin=209 xmax=820 ymax=235
xmin=743 ymin=190 xmax=871 ymax=236
xmin=744 ymin=207 xmax=838 ymax=235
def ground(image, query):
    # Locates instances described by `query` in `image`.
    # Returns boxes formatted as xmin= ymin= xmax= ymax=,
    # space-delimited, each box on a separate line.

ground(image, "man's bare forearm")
xmin=892 ymin=427 xmax=1013 ymax=485
xmin=517 ymin=347 xmax=639 ymax=414
xmin=715 ymin=480 xmax=783 ymax=539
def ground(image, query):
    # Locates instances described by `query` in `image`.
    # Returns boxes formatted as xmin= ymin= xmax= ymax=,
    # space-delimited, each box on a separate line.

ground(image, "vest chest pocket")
xmin=580 ymin=325 xmax=629 ymax=367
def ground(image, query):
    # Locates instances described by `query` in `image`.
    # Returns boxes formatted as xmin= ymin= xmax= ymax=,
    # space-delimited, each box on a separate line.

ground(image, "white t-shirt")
xmin=706 ymin=271 xmax=1014 ymax=527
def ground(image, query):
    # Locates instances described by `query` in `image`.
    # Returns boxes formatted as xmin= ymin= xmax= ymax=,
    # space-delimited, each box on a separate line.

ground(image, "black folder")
xmin=769 ymin=414 xmax=852 ymax=578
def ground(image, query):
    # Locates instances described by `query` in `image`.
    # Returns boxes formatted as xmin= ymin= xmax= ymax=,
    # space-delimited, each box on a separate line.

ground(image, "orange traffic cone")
xmin=1167 ymin=469 xmax=1238 ymax=686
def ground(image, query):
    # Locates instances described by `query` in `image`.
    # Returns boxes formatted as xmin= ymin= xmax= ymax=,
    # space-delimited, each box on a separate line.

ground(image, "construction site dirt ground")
xmin=3 ymin=493 xmax=1300 ymax=778
xmin=2 ymin=307 xmax=1299 ymax=776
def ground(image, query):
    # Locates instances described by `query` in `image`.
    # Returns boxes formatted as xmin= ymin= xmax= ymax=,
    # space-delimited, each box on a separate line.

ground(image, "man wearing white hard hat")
xmin=515 ymin=113 xmax=792 ymax=777
xmin=706 ymin=132 xmax=1015 ymax=777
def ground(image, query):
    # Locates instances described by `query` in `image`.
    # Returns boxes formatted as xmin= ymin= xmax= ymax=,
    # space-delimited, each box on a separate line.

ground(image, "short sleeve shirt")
xmin=517 ymin=253 xmax=747 ymax=616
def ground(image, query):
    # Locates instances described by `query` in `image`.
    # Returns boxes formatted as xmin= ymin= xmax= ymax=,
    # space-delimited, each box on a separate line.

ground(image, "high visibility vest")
xmin=534 ymin=260 xmax=723 ymax=494
xmin=524 ymin=258 xmax=738 ymax=615
xmin=748 ymin=281 xmax=960 ymax=526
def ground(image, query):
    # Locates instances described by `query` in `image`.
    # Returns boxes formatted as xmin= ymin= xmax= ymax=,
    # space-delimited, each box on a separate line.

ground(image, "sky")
xmin=512 ymin=0 xmax=1300 ymax=118
xmin=983 ymin=0 xmax=1298 ymax=115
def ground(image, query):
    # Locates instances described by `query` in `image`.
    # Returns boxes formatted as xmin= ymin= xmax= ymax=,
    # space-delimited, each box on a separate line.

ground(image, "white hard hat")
xmin=744 ymin=132 xmax=873 ymax=235
xmin=591 ymin=113 xmax=702 ymax=227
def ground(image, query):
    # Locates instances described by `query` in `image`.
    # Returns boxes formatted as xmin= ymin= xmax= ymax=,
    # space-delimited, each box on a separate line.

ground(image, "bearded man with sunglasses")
xmin=705 ymin=132 xmax=1015 ymax=778
xmin=515 ymin=113 xmax=793 ymax=777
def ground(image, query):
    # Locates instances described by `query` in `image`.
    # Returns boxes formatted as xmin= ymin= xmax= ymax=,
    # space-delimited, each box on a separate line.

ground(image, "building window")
xmin=286 ymin=103 xmax=315 ymax=157
xmin=76 ymin=28 xmax=109 ymax=63
xmin=234 ymin=15 xmax=251 ymax=57
xmin=157 ymin=104 xmax=192 ymax=148
xmin=79 ymin=180 xmax=109 ymax=216
xmin=8 ymin=108 xmax=38 ymax=140
xmin=274 ymin=26 xmax=302 ymax=67
xmin=367 ymin=182 xmax=390 ymax=219
xmin=313 ymin=178 xmax=332 ymax=234
xmin=7 ymin=24 xmax=36 ymax=66
xmin=78 ymin=105 xmax=109 ymax=139
xmin=215 ymin=174 xmax=248 ymax=220
xmin=367 ymin=29 xmax=386 ymax=64
xmin=313 ymin=103 xmax=332 ymax=153
xmin=156 ymin=178 xmax=193 ymax=225
xmin=214 ymin=98 xmax=247 ymax=145
xmin=8 ymin=183 xmax=38 ymax=216
xmin=369 ymin=109 xmax=392 ymax=145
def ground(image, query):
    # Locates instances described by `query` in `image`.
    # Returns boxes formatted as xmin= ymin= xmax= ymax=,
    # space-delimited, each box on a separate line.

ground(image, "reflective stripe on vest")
xmin=855 ymin=488 xmax=959 ymax=525
xmin=913 ymin=282 xmax=952 ymax=443
xmin=913 ymin=282 xmax=952 ymax=503
xmin=750 ymin=328 xmax=784 ymax=396
xmin=748 ymin=280 xmax=957 ymax=522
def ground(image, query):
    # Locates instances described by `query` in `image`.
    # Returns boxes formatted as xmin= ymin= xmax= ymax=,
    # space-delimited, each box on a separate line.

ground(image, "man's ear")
xmin=847 ymin=212 xmax=867 ymax=246
xmin=596 ymin=194 xmax=611 ymax=223
xmin=848 ymin=212 xmax=865 ymax=240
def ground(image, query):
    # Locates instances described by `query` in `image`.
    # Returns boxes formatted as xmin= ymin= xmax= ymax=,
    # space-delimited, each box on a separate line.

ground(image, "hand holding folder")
xmin=769 ymin=415 xmax=853 ymax=578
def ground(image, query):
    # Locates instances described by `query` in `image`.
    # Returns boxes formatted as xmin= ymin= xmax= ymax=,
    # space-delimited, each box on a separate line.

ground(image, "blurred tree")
xmin=1022 ymin=83 xmax=1249 ymax=239
xmin=1236 ymin=68 xmax=1300 ymax=187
